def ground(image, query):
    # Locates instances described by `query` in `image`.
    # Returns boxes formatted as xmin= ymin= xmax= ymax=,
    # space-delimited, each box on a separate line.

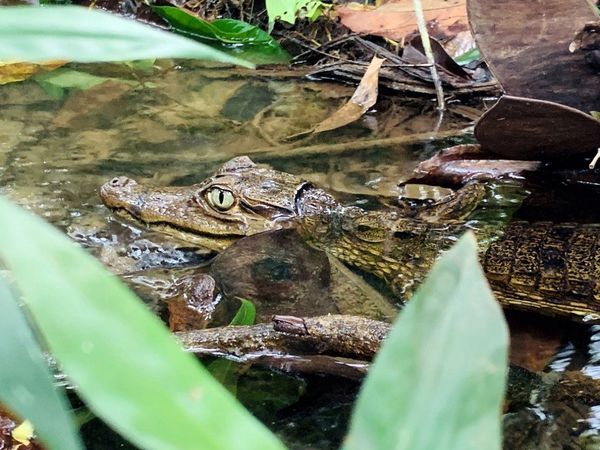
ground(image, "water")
xmin=1 ymin=60 xmax=599 ymax=449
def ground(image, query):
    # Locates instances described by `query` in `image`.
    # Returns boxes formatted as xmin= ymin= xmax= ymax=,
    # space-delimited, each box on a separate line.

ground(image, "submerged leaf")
xmin=33 ymin=68 xmax=137 ymax=99
xmin=0 ymin=198 xmax=284 ymax=450
xmin=345 ymin=233 xmax=508 ymax=450
xmin=0 ymin=274 xmax=82 ymax=450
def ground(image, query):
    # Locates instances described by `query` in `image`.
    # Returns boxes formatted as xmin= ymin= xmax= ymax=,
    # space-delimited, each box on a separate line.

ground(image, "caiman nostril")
xmin=110 ymin=176 xmax=131 ymax=188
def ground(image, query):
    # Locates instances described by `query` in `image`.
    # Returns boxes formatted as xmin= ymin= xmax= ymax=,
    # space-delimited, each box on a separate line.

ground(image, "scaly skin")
xmin=100 ymin=156 xmax=600 ymax=323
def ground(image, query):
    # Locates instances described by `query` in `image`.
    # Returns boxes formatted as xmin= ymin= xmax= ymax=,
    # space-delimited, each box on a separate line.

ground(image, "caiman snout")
xmin=99 ymin=177 xmax=141 ymax=213
xmin=100 ymin=177 xmax=138 ymax=197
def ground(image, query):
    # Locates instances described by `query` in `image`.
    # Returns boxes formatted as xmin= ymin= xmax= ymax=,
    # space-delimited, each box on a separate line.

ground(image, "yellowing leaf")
xmin=0 ymin=61 xmax=64 ymax=85
xmin=12 ymin=420 xmax=34 ymax=446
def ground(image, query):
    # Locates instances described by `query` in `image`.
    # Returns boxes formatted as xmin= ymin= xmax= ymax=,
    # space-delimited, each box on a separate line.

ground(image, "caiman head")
xmin=99 ymin=156 xmax=312 ymax=251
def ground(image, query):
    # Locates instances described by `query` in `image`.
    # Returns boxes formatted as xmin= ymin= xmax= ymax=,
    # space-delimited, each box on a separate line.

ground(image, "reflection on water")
xmin=1 ymin=60 xmax=599 ymax=448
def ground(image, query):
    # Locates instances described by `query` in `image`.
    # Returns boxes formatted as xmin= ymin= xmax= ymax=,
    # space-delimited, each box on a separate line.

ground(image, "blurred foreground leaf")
xmin=0 ymin=198 xmax=284 ymax=450
xmin=345 ymin=233 xmax=508 ymax=450
xmin=153 ymin=7 xmax=290 ymax=64
xmin=0 ymin=273 xmax=82 ymax=450
xmin=0 ymin=6 xmax=253 ymax=67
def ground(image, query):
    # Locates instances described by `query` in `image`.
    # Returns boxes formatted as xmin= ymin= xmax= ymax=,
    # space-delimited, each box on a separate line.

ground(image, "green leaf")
xmin=153 ymin=7 xmax=290 ymax=65
xmin=345 ymin=233 xmax=508 ymax=450
xmin=123 ymin=59 xmax=156 ymax=73
xmin=207 ymin=299 xmax=257 ymax=394
xmin=454 ymin=48 xmax=481 ymax=66
xmin=0 ymin=273 xmax=83 ymax=450
xmin=0 ymin=197 xmax=285 ymax=450
xmin=265 ymin=0 xmax=324 ymax=28
xmin=230 ymin=298 xmax=257 ymax=326
xmin=0 ymin=6 xmax=253 ymax=68
xmin=153 ymin=7 xmax=268 ymax=44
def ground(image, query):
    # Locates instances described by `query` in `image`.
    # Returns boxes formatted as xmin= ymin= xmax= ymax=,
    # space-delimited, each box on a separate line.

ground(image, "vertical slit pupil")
xmin=219 ymin=191 xmax=225 ymax=204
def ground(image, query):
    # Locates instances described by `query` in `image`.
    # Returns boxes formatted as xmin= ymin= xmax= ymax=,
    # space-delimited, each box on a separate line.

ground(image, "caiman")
xmin=100 ymin=156 xmax=600 ymax=324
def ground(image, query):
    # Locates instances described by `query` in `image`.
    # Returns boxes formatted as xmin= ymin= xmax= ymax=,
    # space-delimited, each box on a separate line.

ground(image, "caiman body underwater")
xmin=100 ymin=156 xmax=600 ymax=324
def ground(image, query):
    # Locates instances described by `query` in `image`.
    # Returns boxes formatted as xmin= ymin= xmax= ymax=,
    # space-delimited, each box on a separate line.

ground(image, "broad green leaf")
xmin=208 ymin=298 xmax=256 ymax=394
xmin=0 ymin=197 xmax=285 ymax=450
xmin=0 ymin=6 xmax=253 ymax=67
xmin=153 ymin=7 xmax=290 ymax=64
xmin=345 ymin=233 xmax=508 ymax=450
xmin=0 ymin=273 xmax=83 ymax=450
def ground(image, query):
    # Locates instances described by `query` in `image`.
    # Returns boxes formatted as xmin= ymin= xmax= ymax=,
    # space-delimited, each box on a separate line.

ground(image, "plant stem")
xmin=412 ymin=0 xmax=445 ymax=110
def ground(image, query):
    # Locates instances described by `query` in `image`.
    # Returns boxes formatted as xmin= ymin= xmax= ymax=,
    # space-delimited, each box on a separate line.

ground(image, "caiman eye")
xmin=207 ymin=188 xmax=235 ymax=211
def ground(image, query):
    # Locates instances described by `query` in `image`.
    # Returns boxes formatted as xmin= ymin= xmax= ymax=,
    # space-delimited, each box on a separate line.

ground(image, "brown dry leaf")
xmin=313 ymin=56 xmax=384 ymax=134
xmin=335 ymin=0 xmax=467 ymax=41
xmin=0 ymin=61 xmax=65 ymax=85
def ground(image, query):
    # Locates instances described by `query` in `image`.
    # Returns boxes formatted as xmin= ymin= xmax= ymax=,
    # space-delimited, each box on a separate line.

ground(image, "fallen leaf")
xmin=468 ymin=0 xmax=600 ymax=112
xmin=0 ymin=61 xmax=64 ymax=85
xmin=335 ymin=0 xmax=468 ymax=42
xmin=475 ymin=95 xmax=600 ymax=160
xmin=312 ymin=56 xmax=384 ymax=134
xmin=404 ymin=35 xmax=471 ymax=79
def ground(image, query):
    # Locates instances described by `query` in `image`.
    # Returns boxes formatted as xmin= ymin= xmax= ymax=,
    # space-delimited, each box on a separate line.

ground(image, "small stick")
xmin=589 ymin=148 xmax=600 ymax=169
xmin=412 ymin=0 xmax=445 ymax=110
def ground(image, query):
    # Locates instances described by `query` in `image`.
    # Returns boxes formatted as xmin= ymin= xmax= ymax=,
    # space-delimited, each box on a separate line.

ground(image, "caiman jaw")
xmin=99 ymin=157 xmax=311 ymax=251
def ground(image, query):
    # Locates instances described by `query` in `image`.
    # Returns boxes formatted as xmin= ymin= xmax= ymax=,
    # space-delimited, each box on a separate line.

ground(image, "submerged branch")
xmin=248 ymin=127 xmax=471 ymax=157
xmin=176 ymin=315 xmax=391 ymax=378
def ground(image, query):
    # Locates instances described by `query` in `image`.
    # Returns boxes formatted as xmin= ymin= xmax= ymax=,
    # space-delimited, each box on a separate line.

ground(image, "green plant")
xmin=0 ymin=196 xmax=507 ymax=449
xmin=0 ymin=197 xmax=284 ymax=450
xmin=265 ymin=0 xmax=326 ymax=32
xmin=344 ymin=233 xmax=508 ymax=450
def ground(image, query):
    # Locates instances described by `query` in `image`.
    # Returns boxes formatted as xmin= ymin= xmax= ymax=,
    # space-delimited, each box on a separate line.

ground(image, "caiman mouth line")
xmin=108 ymin=206 xmax=243 ymax=240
